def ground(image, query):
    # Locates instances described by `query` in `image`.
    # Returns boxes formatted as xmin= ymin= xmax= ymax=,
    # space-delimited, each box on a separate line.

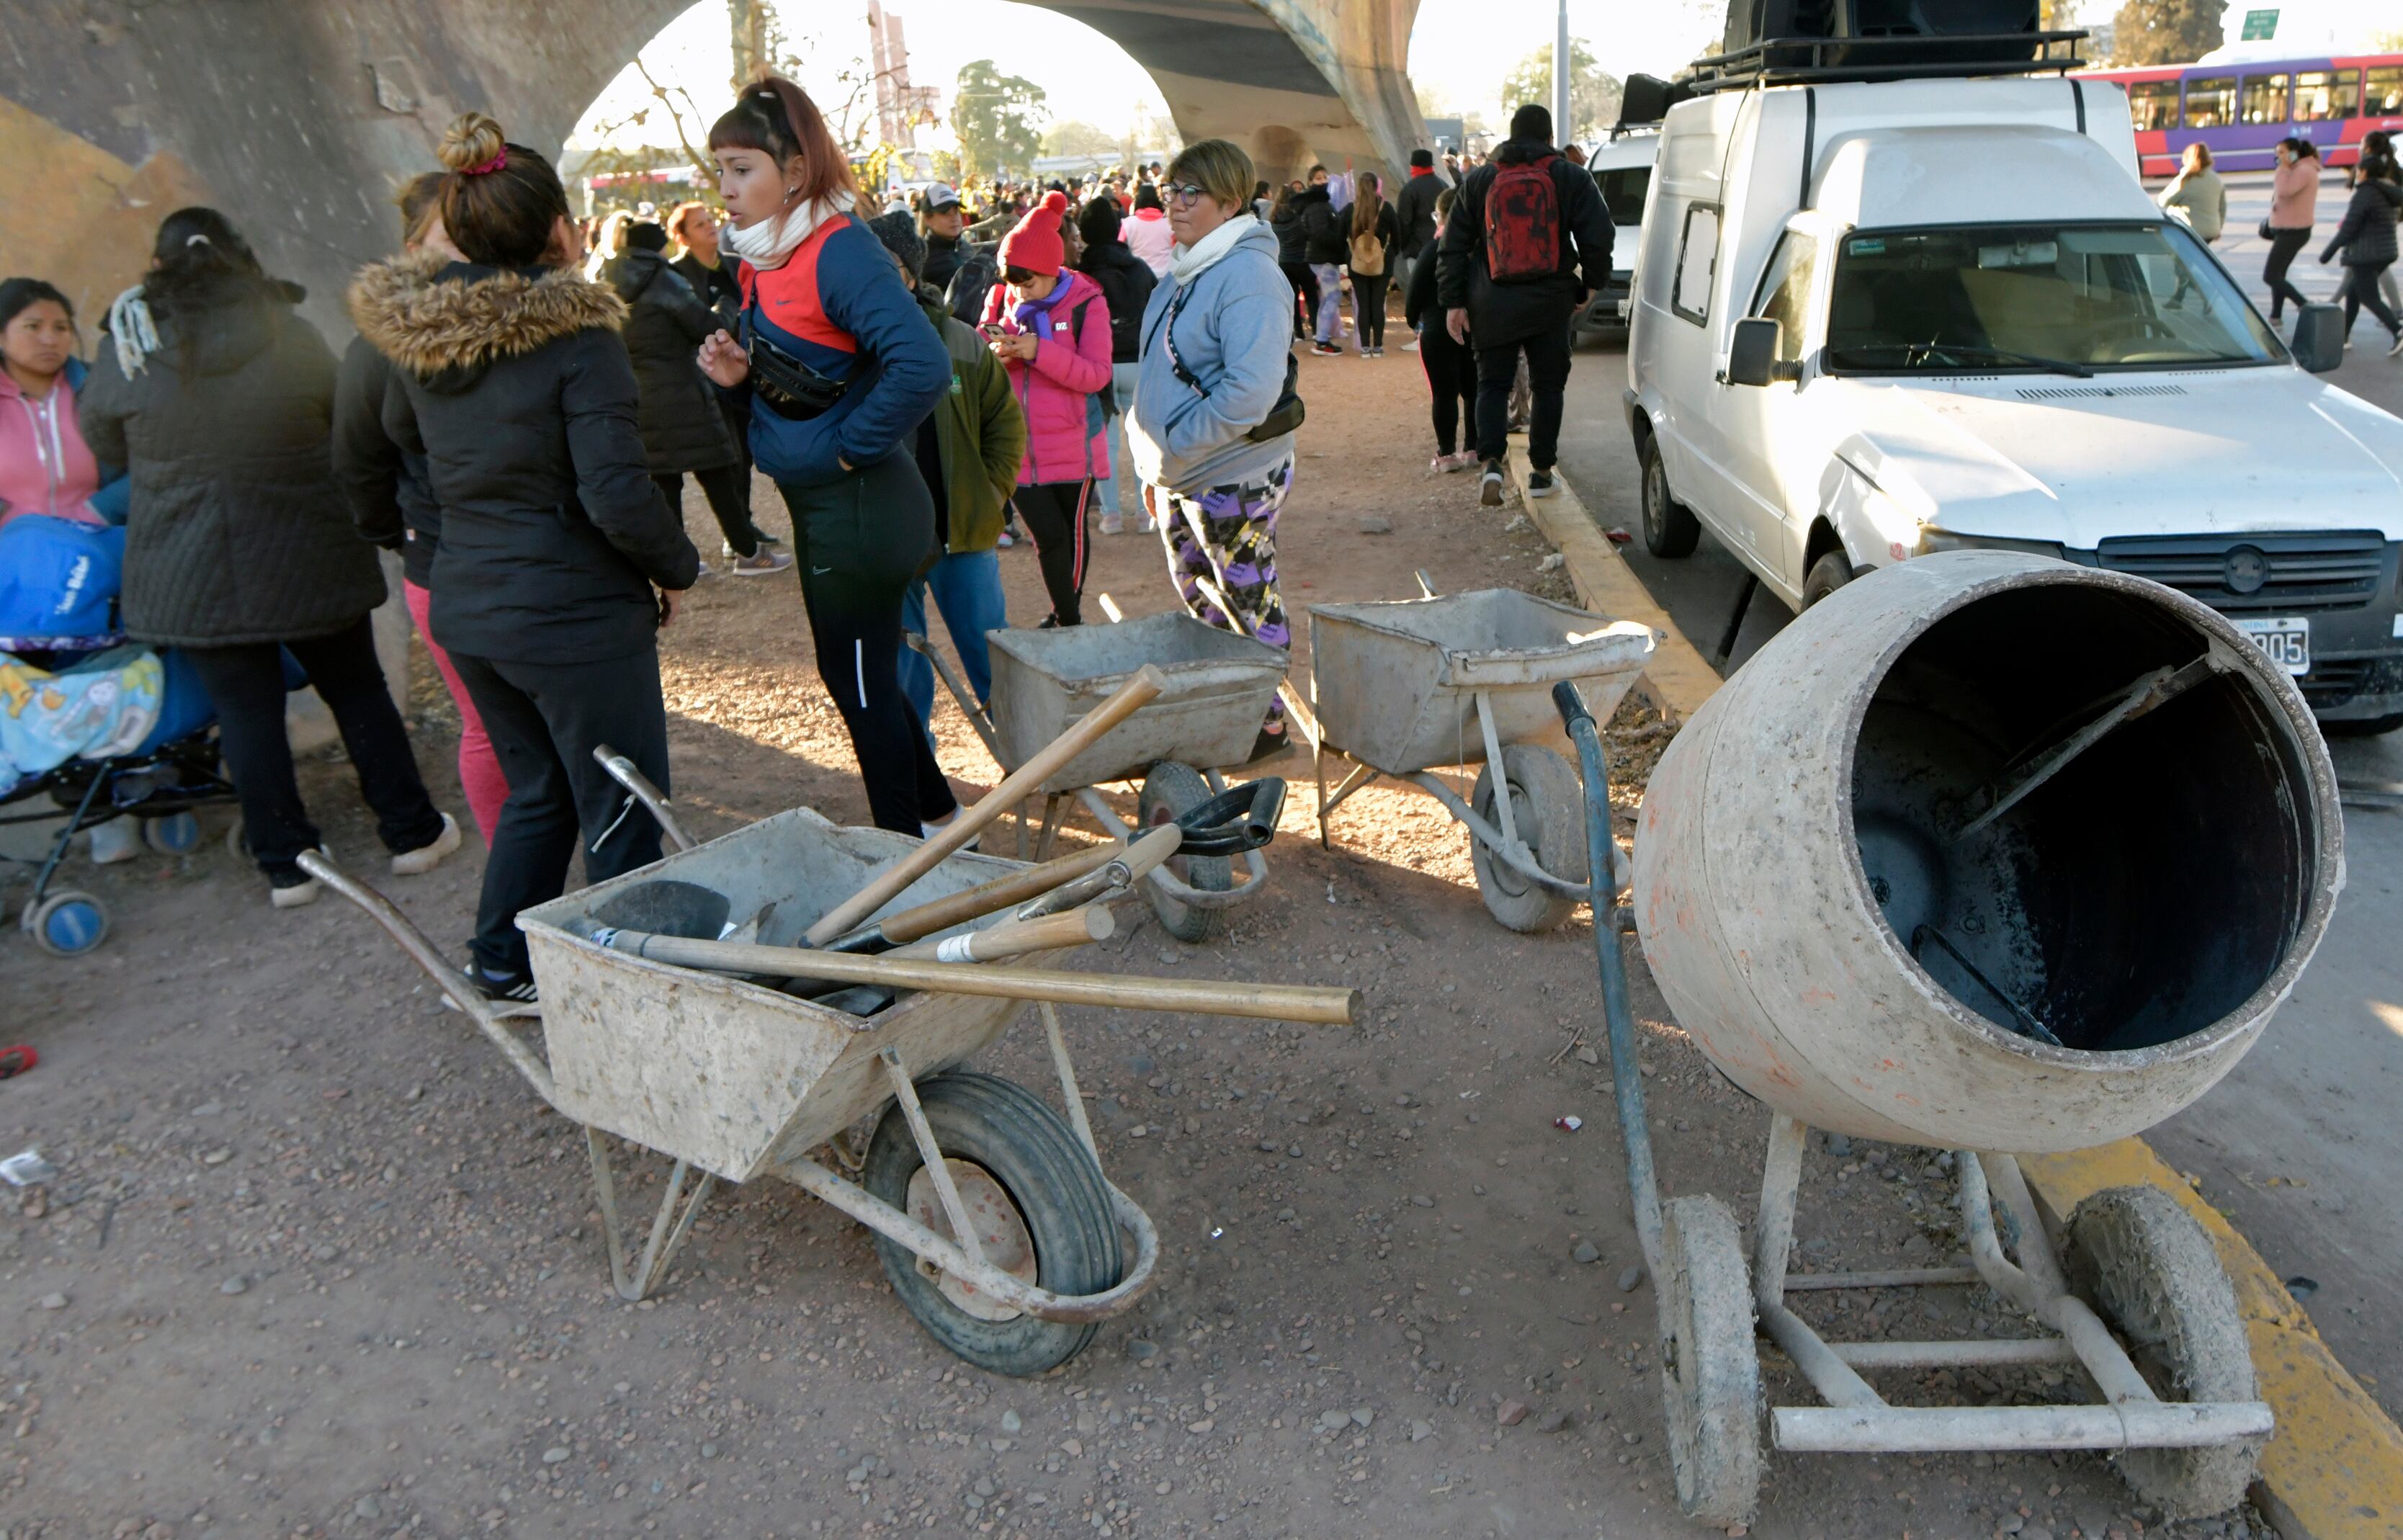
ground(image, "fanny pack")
xmin=1158 ymin=282 xmax=1305 ymax=443
xmin=744 ymin=303 xmax=851 ymax=421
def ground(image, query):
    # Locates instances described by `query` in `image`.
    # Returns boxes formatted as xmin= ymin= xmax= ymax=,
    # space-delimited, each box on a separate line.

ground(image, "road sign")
xmin=2241 ymin=9 xmax=2279 ymax=41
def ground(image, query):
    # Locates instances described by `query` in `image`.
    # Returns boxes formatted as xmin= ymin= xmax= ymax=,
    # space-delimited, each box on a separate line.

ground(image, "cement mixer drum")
xmin=1633 ymin=551 xmax=2342 ymax=1153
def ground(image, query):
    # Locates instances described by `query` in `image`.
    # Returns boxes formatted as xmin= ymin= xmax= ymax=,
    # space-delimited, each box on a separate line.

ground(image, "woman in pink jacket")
xmin=0 ymin=280 xmax=107 ymax=534
xmin=2263 ymin=136 xmax=2321 ymax=327
xmin=1122 ymin=182 xmax=1176 ymax=277
xmin=981 ymin=190 xmax=1112 ymax=627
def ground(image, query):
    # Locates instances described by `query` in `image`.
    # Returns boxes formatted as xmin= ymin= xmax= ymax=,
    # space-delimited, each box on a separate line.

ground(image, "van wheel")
xmin=1639 ymin=437 xmax=1700 ymax=559
xmin=1802 ymin=550 xmax=1855 ymax=609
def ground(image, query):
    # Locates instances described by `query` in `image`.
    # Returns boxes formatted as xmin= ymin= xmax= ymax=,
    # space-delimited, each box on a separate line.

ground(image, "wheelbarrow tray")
xmin=516 ymin=807 xmax=1077 ymax=1184
xmin=1308 ymin=590 xmax=1653 ymax=775
xmin=987 ymin=612 xmax=1287 ymax=792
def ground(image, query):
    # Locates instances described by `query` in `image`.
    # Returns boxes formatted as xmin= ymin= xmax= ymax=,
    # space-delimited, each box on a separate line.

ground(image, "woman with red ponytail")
xmin=697 ymin=78 xmax=959 ymax=834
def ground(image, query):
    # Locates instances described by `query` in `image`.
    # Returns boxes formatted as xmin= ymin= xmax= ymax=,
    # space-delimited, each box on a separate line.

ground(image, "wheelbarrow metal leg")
xmin=1039 ymin=1000 xmax=1101 ymax=1164
xmin=879 ymin=1046 xmax=988 ymax=1271
xmin=1034 ymin=794 xmax=1065 ymax=863
xmin=1472 ymin=689 xmax=1525 ymax=860
xmin=585 ymin=1126 xmax=715 ymax=1302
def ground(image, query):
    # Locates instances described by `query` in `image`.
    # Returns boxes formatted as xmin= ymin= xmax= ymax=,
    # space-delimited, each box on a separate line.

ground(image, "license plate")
xmin=2235 ymin=615 xmax=2310 ymax=676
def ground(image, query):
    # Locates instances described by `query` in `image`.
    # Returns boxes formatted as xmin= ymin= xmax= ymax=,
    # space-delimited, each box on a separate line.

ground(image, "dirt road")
xmin=3 ymin=343 xmax=2281 ymax=1540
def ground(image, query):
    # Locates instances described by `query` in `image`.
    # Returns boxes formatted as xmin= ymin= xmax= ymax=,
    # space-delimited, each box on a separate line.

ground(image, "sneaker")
xmin=1402 ymin=338 xmax=1421 ymax=352
xmin=1098 ymin=513 xmax=1127 ymax=535
xmin=995 ymin=527 xmax=1017 ymax=548
xmin=1526 ymin=469 xmax=1559 ymax=498
xmin=731 ymin=548 xmax=795 ymax=576
xmin=390 ymin=811 xmax=461 ymax=876
xmin=1428 ymin=455 xmax=1454 ymax=473
xmin=1310 ymin=341 xmax=1342 ymax=357
xmin=269 ymin=872 xmax=321 ymax=909
xmin=88 ymin=819 xmax=141 ymax=866
xmin=722 ymin=533 xmax=784 ymax=559
xmin=2388 ymin=331 xmax=2403 ymax=359
xmin=1135 ymin=514 xmax=1159 ymax=534
xmin=449 ymin=962 xmax=539 ymax=1009
xmin=1480 ymin=462 xmax=1506 ymax=507
xmin=1444 ymin=452 xmax=1479 ymax=473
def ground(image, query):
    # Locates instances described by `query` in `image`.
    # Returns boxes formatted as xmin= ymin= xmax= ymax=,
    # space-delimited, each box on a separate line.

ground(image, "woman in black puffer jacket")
xmin=606 ymin=221 xmax=787 ymax=575
xmin=80 ymin=206 xmax=459 ymax=910
xmin=344 ymin=113 xmax=699 ymax=1005
xmin=2319 ymin=150 xmax=2402 ymax=352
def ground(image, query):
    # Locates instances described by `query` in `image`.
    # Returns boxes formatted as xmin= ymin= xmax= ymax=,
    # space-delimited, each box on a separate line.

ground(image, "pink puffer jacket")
xmin=980 ymin=269 xmax=1112 ymax=486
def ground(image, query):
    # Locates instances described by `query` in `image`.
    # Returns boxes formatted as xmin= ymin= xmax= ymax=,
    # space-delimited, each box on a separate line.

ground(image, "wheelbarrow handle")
xmin=1552 ymin=679 xmax=1597 ymax=734
xmin=1173 ymin=776 xmax=1286 ymax=857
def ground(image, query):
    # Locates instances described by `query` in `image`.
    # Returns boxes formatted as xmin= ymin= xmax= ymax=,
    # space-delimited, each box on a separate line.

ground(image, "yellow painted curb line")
xmin=2023 ymin=1142 xmax=2403 ymax=1540
xmin=1518 ymin=447 xmax=2403 ymax=1538
xmin=1505 ymin=442 xmax=1720 ymax=719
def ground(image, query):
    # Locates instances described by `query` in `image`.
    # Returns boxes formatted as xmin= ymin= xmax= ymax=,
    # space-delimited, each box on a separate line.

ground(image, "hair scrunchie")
xmin=464 ymin=148 xmax=508 ymax=176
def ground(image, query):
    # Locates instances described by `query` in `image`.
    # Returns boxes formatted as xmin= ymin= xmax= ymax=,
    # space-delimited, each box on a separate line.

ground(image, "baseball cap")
xmin=923 ymin=182 xmax=962 ymax=211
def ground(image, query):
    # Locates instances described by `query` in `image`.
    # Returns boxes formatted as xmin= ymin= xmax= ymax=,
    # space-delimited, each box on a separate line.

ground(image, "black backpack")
xmin=944 ymin=247 xmax=998 ymax=328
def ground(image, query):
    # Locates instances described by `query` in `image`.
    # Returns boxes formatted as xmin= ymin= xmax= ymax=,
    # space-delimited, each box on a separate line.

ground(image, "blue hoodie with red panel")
xmin=735 ymin=212 xmax=949 ymax=488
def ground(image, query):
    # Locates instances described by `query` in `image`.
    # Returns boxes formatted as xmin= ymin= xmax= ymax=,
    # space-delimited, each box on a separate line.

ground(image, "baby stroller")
xmin=0 ymin=514 xmax=242 ymax=956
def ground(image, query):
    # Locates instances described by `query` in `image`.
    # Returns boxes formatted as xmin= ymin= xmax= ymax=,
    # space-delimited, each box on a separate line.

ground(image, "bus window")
xmin=2127 ymin=80 xmax=2180 ymax=132
xmin=2183 ymin=76 xmax=2237 ymax=127
xmin=2369 ymin=67 xmax=2403 ymax=117
xmin=2293 ymin=69 xmax=2358 ymax=121
xmin=2239 ymin=74 xmax=2290 ymax=124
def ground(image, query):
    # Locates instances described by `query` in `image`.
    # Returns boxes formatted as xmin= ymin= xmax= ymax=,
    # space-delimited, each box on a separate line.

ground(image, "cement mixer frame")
xmin=1552 ymin=680 xmax=2274 ymax=1528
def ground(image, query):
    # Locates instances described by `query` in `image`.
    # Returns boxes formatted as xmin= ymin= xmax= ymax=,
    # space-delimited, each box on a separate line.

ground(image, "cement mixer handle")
xmin=1552 ymin=680 xmax=1597 ymax=733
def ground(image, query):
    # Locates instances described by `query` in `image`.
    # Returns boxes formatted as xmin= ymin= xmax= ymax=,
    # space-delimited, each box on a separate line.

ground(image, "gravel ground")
xmin=1 ymin=341 xmax=2283 ymax=1540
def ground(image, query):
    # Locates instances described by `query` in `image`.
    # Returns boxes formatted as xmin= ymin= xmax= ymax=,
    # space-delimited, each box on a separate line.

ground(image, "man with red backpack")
xmin=1435 ymin=103 xmax=1614 ymax=507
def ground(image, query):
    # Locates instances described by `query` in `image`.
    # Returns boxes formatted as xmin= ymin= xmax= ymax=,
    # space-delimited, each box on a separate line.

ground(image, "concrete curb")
xmin=1517 ymin=447 xmax=2403 ymax=1539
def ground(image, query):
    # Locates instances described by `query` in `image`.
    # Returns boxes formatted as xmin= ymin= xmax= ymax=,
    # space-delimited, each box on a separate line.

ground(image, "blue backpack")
xmin=0 ymin=514 xmax=125 ymax=646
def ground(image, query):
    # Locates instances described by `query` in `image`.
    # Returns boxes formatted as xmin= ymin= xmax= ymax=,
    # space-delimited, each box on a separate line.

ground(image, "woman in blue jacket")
xmin=697 ymin=79 xmax=957 ymax=834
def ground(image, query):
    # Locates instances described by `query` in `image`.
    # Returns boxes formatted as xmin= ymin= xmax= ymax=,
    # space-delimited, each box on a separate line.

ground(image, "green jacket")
xmin=919 ymin=294 xmax=1025 ymax=554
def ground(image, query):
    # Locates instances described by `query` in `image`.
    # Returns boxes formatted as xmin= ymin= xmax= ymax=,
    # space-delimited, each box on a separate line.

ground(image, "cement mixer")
xmin=1554 ymin=551 xmax=2342 ymax=1527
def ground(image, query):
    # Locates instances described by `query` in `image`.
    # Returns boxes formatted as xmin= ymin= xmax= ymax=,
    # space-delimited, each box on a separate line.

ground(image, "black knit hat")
xmin=867 ymin=208 xmax=926 ymax=284
xmin=1409 ymin=148 xmax=1433 ymax=168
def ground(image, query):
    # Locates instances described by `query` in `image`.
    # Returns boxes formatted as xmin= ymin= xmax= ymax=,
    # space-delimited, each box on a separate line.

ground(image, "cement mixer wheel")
xmin=1469 ymin=745 xmax=1587 ymax=933
xmin=1657 ymin=1194 xmax=1764 ymax=1527
xmin=2062 ymin=1186 xmax=2261 ymax=1518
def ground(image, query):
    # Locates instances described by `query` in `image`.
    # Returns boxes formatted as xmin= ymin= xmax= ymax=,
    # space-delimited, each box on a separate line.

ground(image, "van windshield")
xmin=1824 ymin=223 xmax=2285 ymax=375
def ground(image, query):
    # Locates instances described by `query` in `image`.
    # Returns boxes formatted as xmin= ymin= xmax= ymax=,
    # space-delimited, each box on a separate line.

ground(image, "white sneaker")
xmin=1098 ymin=513 xmax=1127 ymax=535
xmin=88 ymin=820 xmax=141 ymax=866
xmin=1402 ymin=338 xmax=1421 ymax=352
xmin=2389 ymin=331 xmax=2403 ymax=359
xmin=391 ymin=812 xmax=461 ymax=876
xmin=271 ymin=846 xmax=332 ymax=908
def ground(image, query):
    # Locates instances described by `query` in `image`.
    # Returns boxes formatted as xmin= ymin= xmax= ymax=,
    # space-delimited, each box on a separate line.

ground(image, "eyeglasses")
xmin=1163 ymin=182 xmax=1212 ymax=205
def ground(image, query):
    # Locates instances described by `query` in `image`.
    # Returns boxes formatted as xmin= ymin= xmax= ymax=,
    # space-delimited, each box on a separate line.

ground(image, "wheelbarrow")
xmin=301 ymin=766 xmax=1354 ymax=1376
xmin=1560 ymin=552 xmax=2345 ymax=1524
xmin=1307 ymin=586 xmax=1652 ymax=931
xmin=908 ymin=606 xmax=1288 ymax=943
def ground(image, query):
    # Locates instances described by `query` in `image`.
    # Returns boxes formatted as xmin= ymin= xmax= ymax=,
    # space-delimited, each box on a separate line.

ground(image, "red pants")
xmin=403 ymin=580 xmax=509 ymax=843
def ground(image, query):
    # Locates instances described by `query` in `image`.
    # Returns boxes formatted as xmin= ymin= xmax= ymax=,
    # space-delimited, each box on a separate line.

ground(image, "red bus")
xmin=2079 ymin=52 xmax=2403 ymax=176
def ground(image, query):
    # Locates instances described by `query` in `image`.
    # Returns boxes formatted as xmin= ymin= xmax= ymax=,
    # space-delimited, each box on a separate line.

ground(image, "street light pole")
xmin=1554 ymin=0 xmax=1571 ymax=143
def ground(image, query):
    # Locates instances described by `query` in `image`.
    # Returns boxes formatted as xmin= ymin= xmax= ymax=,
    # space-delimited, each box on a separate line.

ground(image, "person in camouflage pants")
xmin=1147 ymin=456 xmax=1294 ymax=754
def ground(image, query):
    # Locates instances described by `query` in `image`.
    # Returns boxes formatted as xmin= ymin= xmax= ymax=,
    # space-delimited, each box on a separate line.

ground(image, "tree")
xmin=951 ymin=60 xmax=1047 ymax=179
xmin=1041 ymin=120 xmax=1120 ymax=158
xmin=1500 ymin=39 xmax=1624 ymax=144
xmin=2106 ymin=0 xmax=2227 ymax=65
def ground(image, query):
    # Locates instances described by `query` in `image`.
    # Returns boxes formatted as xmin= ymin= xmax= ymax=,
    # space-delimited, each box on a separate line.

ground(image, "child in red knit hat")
xmin=980 ymin=192 xmax=1115 ymax=625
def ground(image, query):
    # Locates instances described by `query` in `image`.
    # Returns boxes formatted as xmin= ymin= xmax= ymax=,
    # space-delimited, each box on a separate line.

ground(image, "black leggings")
xmin=184 ymin=614 xmax=443 ymax=879
xmin=450 ymin=645 xmax=668 ymax=977
xmin=2337 ymin=261 xmax=2401 ymax=339
xmin=1013 ymin=480 xmax=1093 ymax=626
xmin=2261 ymin=228 xmax=2312 ymax=319
xmin=1420 ymin=334 xmax=1478 ymax=456
xmin=1281 ymin=261 xmax=1319 ymax=339
xmin=778 ymin=452 xmax=957 ymax=834
xmin=653 ymin=462 xmax=762 ymax=558
xmin=1351 ymin=272 xmax=1390 ymax=347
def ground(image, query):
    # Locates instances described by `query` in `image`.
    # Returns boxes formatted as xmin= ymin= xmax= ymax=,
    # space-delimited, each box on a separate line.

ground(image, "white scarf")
xmin=107 ymin=286 xmax=161 ymax=377
xmin=721 ymin=191 xmax=856 ymax=272
xmin=1169 ymin=212 xmax=1258 ymax=287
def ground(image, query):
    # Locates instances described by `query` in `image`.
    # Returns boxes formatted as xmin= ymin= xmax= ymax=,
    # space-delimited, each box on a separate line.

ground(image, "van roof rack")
xmin=1686 ymin=30 xmax=2086 ymax=94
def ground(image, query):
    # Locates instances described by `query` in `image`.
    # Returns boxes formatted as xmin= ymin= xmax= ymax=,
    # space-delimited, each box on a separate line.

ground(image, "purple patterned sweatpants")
xmin=1150 ymin=457 xmax=1294 ymax=725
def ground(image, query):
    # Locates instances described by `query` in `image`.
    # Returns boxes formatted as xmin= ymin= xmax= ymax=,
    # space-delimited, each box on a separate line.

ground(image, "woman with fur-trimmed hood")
xmin=339 ymin=113 xmax=698 ymax=1007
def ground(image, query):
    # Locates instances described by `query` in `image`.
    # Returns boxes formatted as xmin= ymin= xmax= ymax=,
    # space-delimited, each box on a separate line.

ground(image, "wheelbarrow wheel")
xmin=863 ymin=1071 xmax=1123 ymax=1377
xmin=1139 ymin=761 xmax=1229 ymax=943
xmin=1469 ymin=744 xmax=1586 ymax=933
xmin=2063 ymin=1186 xmax=2260 ymax=1518
xmin=1658 ymin=1194 xmax=1763 ymax=1528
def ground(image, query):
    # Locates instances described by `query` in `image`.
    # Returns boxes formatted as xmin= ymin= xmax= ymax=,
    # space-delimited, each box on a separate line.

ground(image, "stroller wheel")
xmin=144 ymin=812 xmax=203 ymax=854
xmin=23 ymin=890 xmax=109 ymax=957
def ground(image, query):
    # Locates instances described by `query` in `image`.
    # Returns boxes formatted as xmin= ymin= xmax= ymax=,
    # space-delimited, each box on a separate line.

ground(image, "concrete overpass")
xmin=2 ymin=0 xmax=1433 ymax=333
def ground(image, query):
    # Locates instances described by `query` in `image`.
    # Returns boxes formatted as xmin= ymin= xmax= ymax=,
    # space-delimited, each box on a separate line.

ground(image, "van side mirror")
xmin=2291 ymin=304 xmax=2345 ymax=374
xmin=1727 ymin=317 xmax=1799 ymax=387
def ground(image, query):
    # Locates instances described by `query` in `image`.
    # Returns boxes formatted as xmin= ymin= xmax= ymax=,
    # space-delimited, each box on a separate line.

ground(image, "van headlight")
xmin=1913 ymin=527 xmax=2069 ymax=561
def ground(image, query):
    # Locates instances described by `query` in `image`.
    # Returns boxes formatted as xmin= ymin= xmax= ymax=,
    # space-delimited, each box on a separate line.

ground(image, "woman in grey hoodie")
xmin=1127 ymin=138 xmax=1302 ymax=763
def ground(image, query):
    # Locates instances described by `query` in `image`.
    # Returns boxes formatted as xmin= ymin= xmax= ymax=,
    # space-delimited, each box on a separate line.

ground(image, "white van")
xmin=1624 ymin=74 xmax=2403 ymax=729
xmin=1575 ymin=129 xmax=1659 ymax=343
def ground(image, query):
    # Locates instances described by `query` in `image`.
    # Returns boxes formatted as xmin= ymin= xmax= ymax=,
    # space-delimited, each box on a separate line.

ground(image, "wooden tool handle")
xmin=886 ymin=905 xmax=1113 ymax=962
xmin=805 ymin=664 xmax=1169 ymax=946
xmin=872 ymin=825 xmax=1160 ymax=945
xmin=608 ymin=929 xmax=1358 ymax=1024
